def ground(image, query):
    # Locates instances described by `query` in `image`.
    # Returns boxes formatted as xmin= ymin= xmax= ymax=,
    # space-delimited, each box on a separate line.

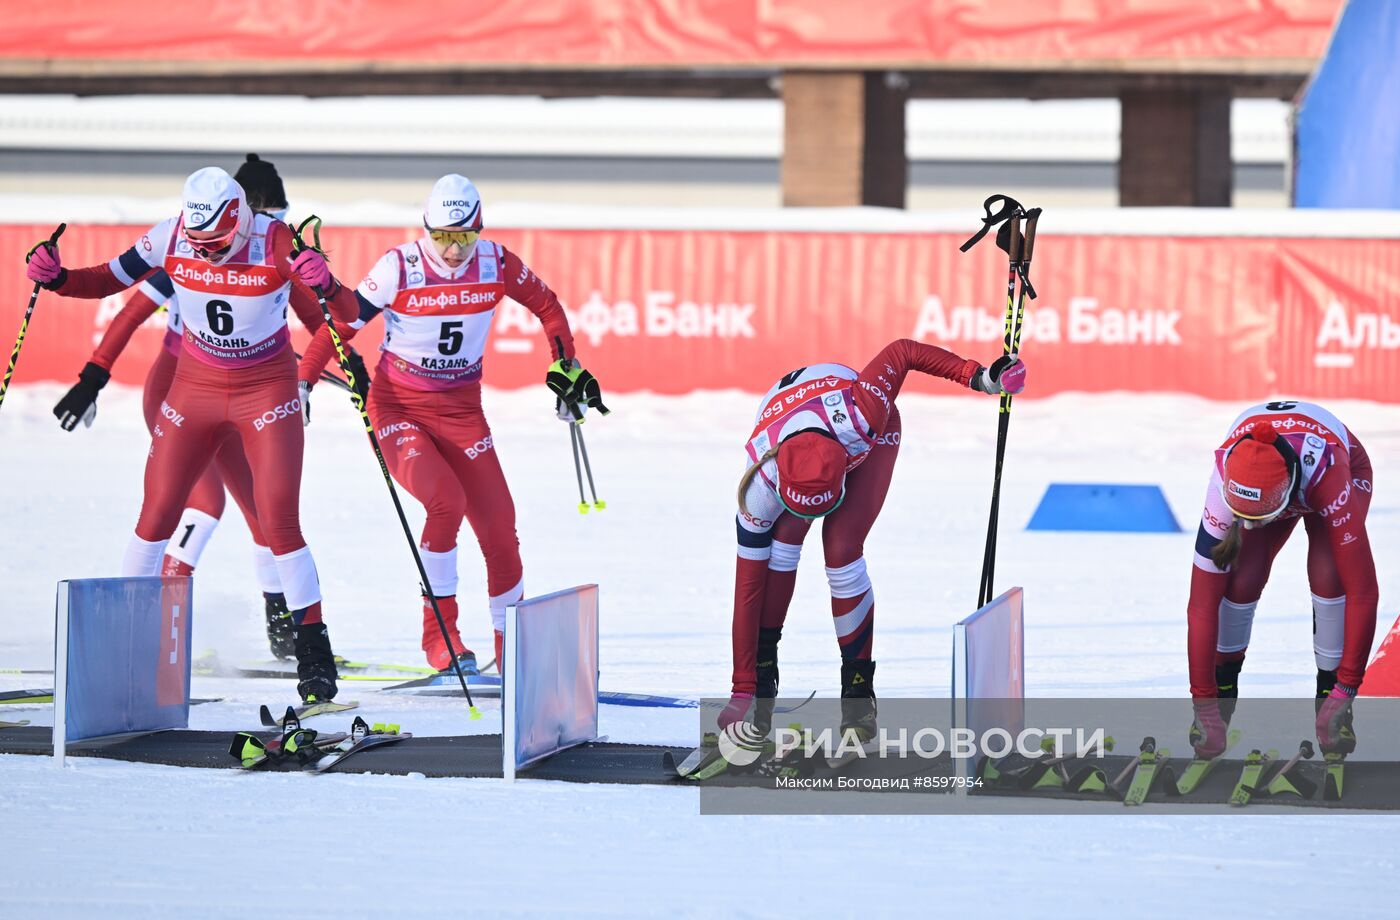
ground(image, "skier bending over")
xmin=1186 ymin=400 xmax=1377 ymax=761
xmin=722 ymin=338 xmax=1027 ymax=740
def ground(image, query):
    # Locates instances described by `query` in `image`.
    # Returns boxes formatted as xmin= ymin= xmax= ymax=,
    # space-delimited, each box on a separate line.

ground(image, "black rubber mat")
xmin=3 ymin=726 xmax=1395 ymax=805
xmin=0 ymin=726 xmax=687 ymax=784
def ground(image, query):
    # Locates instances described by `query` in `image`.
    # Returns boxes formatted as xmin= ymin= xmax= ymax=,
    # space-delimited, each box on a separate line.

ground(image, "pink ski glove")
xmin=972 ymin=355 xmax=1027 ymax=396
xmin=289 ymin=249 xmax=332 ymax=290
xmin=1189 ymin=698 xmax=1229 ymax=759
xmin=996 ymin=356 xmax=1027 ymax=395
xmin=717 ymin=692 xmax=754 ymax=731
xmin=1315 ymin=683 xmax=1357 ymax=755
xmin=25 ymin=242 xmax=62 ymax=285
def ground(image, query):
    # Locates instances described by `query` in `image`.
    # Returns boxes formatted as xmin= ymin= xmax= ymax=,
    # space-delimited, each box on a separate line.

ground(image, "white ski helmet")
xmin=424 ymin=174 xmax=483 ymax=230
xmin=180 ymin=167 xmax=249 ymax=257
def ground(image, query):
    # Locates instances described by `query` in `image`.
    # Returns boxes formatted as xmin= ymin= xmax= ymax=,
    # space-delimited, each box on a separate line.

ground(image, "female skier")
xmin=1185 ymin=400 xmax=1377 ymax=760
xmin=25 ymin=165 xmax=357 ymax=701
xmin=298 ymin=174 xmax=601 ymax=673
xmin=49 ymin=154 xmax=317 ymax=659
xmin=723 ymin=338 xmax=1027 ymax=739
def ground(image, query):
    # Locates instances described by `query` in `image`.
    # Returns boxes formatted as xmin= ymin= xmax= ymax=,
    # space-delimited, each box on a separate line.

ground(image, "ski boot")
xmin=292 ymin=619 xmax=339 ymax=702
xmin=264 ymin=592 xmax=295 ymax=660
xmin=1316 ymin=667 xmax=1338 ymax=702
xmin=1215 ymin=656 xmax=1243 ymax=724
xmin=422 ymin=594 xmax=469 ymax=672
xmin=443 ymin=650 xmax=480 ymax=677
xmin=839 ymin=659 xmax=877 ymax=744
xmin=752 ymin=626 xmax=781 ymax=735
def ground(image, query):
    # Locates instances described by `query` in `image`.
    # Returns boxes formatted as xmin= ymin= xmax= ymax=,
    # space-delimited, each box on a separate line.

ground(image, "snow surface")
xmin=3 ymin=384 xmax=1398 ymax=917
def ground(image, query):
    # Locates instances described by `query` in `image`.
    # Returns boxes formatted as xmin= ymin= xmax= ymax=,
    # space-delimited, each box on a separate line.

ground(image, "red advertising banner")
xmin=3 ymin=221 xmax=1398 ymax=401
xmin=0 ymin=1 xmax=1340 ymax=68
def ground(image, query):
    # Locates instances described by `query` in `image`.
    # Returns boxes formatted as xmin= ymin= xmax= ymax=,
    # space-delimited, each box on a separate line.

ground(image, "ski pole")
xmin=1 ymin=223 xmax=66 ymax=412
xmin=553 ymin=336 xmax=604 ymax=512
xmin=982 ymin=206 xmax=1038 ymax=604
xmin=290 ymin=216 xmax=479 ymax=720
xmin=1265 ymin=740 xmax=1316 ymax=797
xmin=574 ymin=422 xmax=605 ymax=511
xmin=980 ymin=210 xmax=1022 ymax=608
xmin=1111 ymin=736 xmax=1154 ymax=790
xmin=962 ymin=196 xmax=1022 ymax=609
xmin=568 ymin=421 xmax=590 ymax=514
xmin=961 ymin=195 xmax=1040 ymax=608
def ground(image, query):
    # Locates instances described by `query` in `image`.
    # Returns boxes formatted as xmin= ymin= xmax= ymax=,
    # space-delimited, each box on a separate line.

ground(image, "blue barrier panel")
xmin=1295 ymin=0 xmax=1400 ymax=208
xmin=951 ymin=587 xmax=1025 ymax=780
xmin=56 ymin=576 xmax=193 ymax=748
xmin=503 ymin=584 xmax=599 ymax=780
xmin=1026 ymin=483 xmax=1180 ymax=533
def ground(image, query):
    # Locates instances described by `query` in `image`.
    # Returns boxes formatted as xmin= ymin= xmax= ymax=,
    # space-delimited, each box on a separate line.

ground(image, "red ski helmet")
xmin=1221 ymin=427 xmax=1300 ymax=523
xmin=776 ymin=431 xmax=847 ymax=519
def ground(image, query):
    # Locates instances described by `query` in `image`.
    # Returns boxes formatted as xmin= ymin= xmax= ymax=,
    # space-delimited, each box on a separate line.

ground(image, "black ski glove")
xmin=53 ymin=362 xmax=110 ymax=431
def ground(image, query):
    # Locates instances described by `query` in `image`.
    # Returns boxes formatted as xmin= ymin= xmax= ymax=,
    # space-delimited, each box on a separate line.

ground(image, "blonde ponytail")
xmin=737 ymin=446 xmax=780 ymax=517
xmin=1211 ymin=518 xmax=1244 ymax=570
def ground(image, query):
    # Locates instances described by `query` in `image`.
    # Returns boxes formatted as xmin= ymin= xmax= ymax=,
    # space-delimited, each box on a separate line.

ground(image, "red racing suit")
xmin=49 ymin=214 xmax=355 ymax=620
xmin=86 ymin=267 xmax=326 ymax=581
xmin=729 ymin=339 xmax=981 ymax=695
xmin=300 ymin=234 xmax=574 ymax=641
xmin=1186 ymin=401 xmax=1377 ymax=696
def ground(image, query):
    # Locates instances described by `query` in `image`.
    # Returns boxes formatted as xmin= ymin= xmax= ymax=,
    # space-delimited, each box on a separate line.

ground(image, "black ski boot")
xmin=839 ymin=659 xmax=877 ymax=743
xmin=753 ymin=626 xmax=781 ymax=735
xmin=1215 ymin=658 xmax=1243 ymax=724
xmin=1316 ymin=668 xmax=1339 ymax=703
xmin=264 ymin=592 xmax=295 ymax=660
xmin=293 ymin=621 xmax=339 ymax=702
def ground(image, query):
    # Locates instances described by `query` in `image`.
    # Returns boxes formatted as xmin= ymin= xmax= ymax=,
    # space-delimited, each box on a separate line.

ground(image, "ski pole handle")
xmin=1021 ymin=209 xmax=1040 ymax=265
xmin=2 ymin=223 xmax=68 ymax=411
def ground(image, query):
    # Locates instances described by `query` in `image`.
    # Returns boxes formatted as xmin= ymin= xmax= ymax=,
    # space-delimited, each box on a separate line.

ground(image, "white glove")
xmin=298 ymin=381 xmax=312 ymax=427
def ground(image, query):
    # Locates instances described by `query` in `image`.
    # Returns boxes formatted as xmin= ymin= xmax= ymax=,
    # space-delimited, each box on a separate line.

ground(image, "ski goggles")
xmin=1232 ymin=490 xmax=1294 ymax=529
xmin=427 ymin=228 xmax=480 ymax=249
xmin=185 ymin=224 xmax=240 ymax=257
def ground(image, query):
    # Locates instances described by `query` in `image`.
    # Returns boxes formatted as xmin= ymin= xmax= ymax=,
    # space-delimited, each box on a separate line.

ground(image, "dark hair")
xmin=233 ymin=153 xmax=288 ymax=212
